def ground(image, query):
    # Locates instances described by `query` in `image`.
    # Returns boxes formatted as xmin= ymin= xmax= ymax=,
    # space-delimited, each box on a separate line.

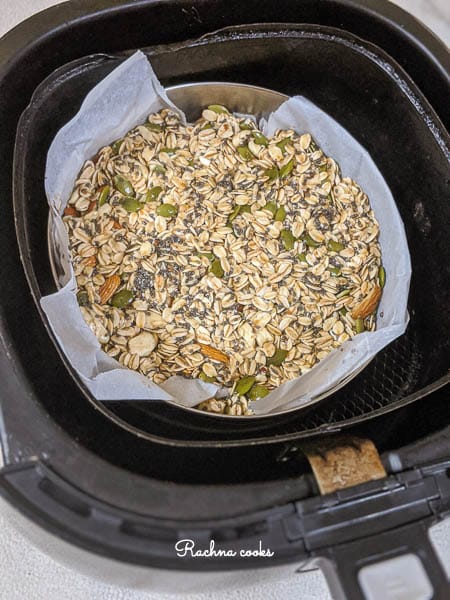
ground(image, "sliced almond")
xmin=99 ymin=274 xmax=120 ymax=304
xmin=64 ymin=206 xmax=79 ymax=217
xmin=198 ymin=343 xmax=229 ymax=364
xmin=351 ymin=285 xmax=382 ymax=319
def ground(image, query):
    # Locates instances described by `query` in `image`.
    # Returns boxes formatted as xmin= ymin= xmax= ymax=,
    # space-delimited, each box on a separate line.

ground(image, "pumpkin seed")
xmin=280 ymin=158 xmax=295 ymax=178
xmin=327 ymin=240 xmax=345 ymax=252
xmin=266 ymin=348 xmax=288 ymax=367
xmin=378 ymin=266 xmax=386 ymax=288
xmin=160 ymin=147 xmax=177 ymax=155
xmin=329 ymin=266 xmax=342 ymax=276
xmin=276 ymin=138 xmax=292 ymax=153
xmin=113 ymin=175 xmax=135 ymax=197
xmin=262 ymin=202 xmax=277 ymax=216
xmin=336 ymin=289 xmax=350 ymax=299
xmin=207 ymin=104 xmax=229 ymax=114
xmin=355 ymin=318 xmax=365 ymax=334
xmin=264 ymin=166 xmax=279 ymax=180
xmin=76 ymin=291 xmax=89 ymax=306
xmin=304 ymin=234 xmax=321 ymax=248
xmin=237 ymin=145 xmax=254 ymax=161
xmin=145 ymin=122 xmax=164 ymax=132
xmin=111 ymin=138 xmax=123 ymax=154
xmin=156 ymin=203 xmax=178 ymax=218
xmin=274 ymin=206 xmax=286 ymax=222
xmin=235 ymin=376 xmax=256 ymax=396
xmin=98 ymin=185 xmax=110 ymax=207
xmin=281 ymin=229 xmax=295 ymax=250
xmin=199 ymin=372 xmax=217 ymax=383
xmin=153 ymin=165 xmax=166 ymax=174
xmin=110 ymin=289 xmax=134 ymax=308
xmin=297 ymin=252 xmax=307 ymax=262
xmin=252 ymin=131 xmax=268 ymax=146
xmin=239 ymin=122 xmax=253 ymax=131
xmin=144 ymin=186 xmax=163 ymax=202
xmin=247 ymin=384 xmax=270 ymax=400
xmin=227 ymin=205 xmax=241 ymax=225
xmin=210 ymin=258 xmax=224 ymax=278
xmin=120 ymin=197 xmax=142 ymax=212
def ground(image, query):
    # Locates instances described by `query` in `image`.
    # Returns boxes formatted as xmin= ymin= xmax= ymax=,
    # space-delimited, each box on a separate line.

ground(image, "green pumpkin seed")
xmin=246 ymin=384 xmax=270 ymax=400
xmin=336 ymin=289 xmax=350 ymax=299
xmin=144 ymin=186 xmax=163 ymax=202
xmin=187 ymin=159 xmax=195 ymax=167
xmin=160 ymin=147 xmax=177 ymax=155
xmin=267 ymin=348 xmax=288 ymax=367
xmin=279 ymin=158 xmax=295 ymax=178
xmin=156 ymin=203 xmax=178 ymax=218
xmin=276 ymin=138 xmax=292 ymax=153
xmin=199 ymin=372 xmax=217 ymax=383
xmin=239 ymin=204 xmax=251 ymax=214
xmin=355 ymin=318 xmax=365 ymax=334
xmin=264 ymin=166 xmax=279 ymax=180
xmin=252 ymin=131 xmax=268 ymax=146
xmin=339 ymin=307 xmax=348 ymax=316
xmin=110 ymin=289 xmax=134 ymax=308
xmin=239 ymin=122 xmax=253 ymax=131
xmin=201 ymin=122 xmax=213 ymax=130
xmin=329 ymin=266 xmax=342 ymax=276
xmin=281 ymin=229 xmax=295 ymax=250
xmin=274 ymin=206 xmax=286 ymax=222
xmin=98 ymin=185 xmax=110 ymax=207
xmin=378 ymin=266 xmax=386 ymax=288
xmin=210 ymin=259 xmax=224 ymax=278
xmin=153 ymin=165 xmax=166 ymax=175
xmin=76 ymin=291 xmax=89 ymax=306
xmin=120 ymin=197 xmax=142 ymax=212
xmin=113 ymin=175 xmax=135 ymax=197
xmin=207 ymin=104 xmax=229 ymax=114
xmin=145 ymin=122 xmax=164 ymax=132
xmin=297 ymin=252 xmax=307 ymax=263
xmin=227 ymin=205 xmax=241 ymax=225
xmin=111 ymin=138 xmax=123 ymax=154
xmin=304 ymin=234 xmax=321 ymax=248
xmin=237 ymin=145 xmax=254 ymax=161
xmin=235 ymin=376 xmax=256 ymax=396
xmin=327 ymin=240 xmax=345 ymax=252
xmin=262 ymin=202 xmax=277 ymax=216
xmin=319 ymin=164 xmax=328 ymax=173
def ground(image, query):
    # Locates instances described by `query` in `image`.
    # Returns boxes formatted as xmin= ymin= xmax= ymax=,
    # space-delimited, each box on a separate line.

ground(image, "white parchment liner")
xmin=41 ymin=51 xmax=411 ymax=415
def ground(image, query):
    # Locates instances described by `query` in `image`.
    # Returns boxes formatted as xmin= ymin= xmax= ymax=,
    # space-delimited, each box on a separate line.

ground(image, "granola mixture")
xmin=63 ymin=105 xmax=384 ymax=416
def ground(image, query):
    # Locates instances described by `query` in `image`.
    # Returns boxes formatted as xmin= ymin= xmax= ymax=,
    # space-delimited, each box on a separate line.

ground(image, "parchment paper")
xmin=41 ymin=51 xmax=411 ymax=415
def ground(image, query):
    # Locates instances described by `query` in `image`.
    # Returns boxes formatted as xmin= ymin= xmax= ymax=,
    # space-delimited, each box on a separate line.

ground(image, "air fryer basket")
xmin=13 ymin=24 xmax=450 ymax=444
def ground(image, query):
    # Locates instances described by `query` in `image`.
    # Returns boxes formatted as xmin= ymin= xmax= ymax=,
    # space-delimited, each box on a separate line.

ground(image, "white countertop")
xmin=0 ymin=1 xmax=448 ymax=598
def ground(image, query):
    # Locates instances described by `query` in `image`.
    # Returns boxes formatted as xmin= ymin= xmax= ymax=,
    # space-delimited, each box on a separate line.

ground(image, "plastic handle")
xmin=318 ymin=521 xmax=449 ymax=600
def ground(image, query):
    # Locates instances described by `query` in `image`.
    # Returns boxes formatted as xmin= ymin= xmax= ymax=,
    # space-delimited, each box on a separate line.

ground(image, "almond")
xmin=64 ymin=206 xmax=79 ymax=217
xmin=99 ymin=274 xmax=120 ymax=304
xmin=111 ymin=219 xmax=122 ymax=230
xmin=352 ymin=285 xmax=382 ymax=319
xmin=198 ymin=343 xmax=229 ymax=364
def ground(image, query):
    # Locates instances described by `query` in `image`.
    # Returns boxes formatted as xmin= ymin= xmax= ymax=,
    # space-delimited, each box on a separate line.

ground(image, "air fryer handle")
xmin=319 ymin=520 xmax=449 ymax=600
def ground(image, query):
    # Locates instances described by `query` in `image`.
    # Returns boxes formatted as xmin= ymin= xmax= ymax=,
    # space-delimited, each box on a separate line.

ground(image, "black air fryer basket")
xmin=0 ymin=1 xmax=449 ymax=599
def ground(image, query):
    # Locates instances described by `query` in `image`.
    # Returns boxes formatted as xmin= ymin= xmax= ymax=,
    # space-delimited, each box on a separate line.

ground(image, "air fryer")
xmin=0 ymin=1 xmax=449 ymax=599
